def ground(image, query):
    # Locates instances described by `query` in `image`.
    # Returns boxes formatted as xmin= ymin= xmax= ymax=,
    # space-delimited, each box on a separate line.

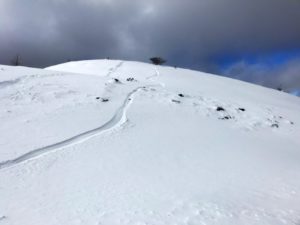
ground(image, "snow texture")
xmin=0 ymin=60 xmax=300 ymax=225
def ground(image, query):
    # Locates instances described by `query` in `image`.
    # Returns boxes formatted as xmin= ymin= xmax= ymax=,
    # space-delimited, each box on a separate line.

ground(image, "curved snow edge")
xmin=0 ymin=85 xmax=156 ymax=170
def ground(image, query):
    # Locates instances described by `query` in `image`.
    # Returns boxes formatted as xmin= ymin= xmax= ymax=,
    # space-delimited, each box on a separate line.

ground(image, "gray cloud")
xmin=224 ymin=58 xmax=300 ymax=92
xmin=0 ymin=0 xmax=300 ymax=72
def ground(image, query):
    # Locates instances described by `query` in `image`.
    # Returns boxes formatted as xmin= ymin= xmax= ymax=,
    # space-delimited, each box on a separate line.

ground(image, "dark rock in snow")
xmin=178 ymin=94 xmax=185 ymax=97
xmin=238 ymin=108 xmax=246 ymax=112
xmin=96 ymin=97 xmax=109 ymax=102
xmin=114 ymin=78 xmax=120 ymax=83
xmin=220 ymin=116 xmax=232 ymax=120
xmin=271 ymin=123 xmax=279 ymax=128
xmin=126 ymin=77 xmax=135 ymax=82
xmin=216 ymin=106 xmax=225 ymax=111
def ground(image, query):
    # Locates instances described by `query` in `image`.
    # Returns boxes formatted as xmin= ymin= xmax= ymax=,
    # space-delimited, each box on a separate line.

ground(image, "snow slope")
xmin=0 ymin=60 xmax=300 ymax=225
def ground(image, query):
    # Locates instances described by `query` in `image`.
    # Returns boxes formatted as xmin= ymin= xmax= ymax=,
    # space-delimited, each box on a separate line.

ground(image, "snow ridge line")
xmin=0 ymin=85 xmax=154 ymax=171
xmin=106 ymin=61 xmax=124 ymax=77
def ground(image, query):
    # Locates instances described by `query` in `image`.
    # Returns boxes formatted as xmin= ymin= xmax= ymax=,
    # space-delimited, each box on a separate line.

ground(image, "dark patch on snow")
xmin=126 ymin=77 xmax=135 ymax=82
xmin=101 ymin=98 xmax=109 ymax=102
xmin=220 ymin=116 xmax=232 ymax=120
xmin=114 ymin=78 xmax=121 ymax=83
xmin=0 ymin=216 xmax=7 ymax=221
xmin=271 ymin=123 xmax=279 ymax=128
xmin=96 ymin=97 xmax=109 ymax=102
xmin=178 ymin=93 xmax=185 ymax=98
xmin=172 ymin=99 xmax=181 ymax=104
xmin=238 ymin=108 xmax=246 ymax=112
xmin=216 ymin=106 xmax=225 ymax=111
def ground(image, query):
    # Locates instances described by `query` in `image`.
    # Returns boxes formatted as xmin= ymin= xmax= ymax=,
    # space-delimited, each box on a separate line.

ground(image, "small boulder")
xmin=178 ymin=94 xmax=185 ymax=98
xmin=126 ymin=77 xmax=135 ymax=82
xmin=220 ymin=116 xmax=232 ymax=120
xmin=101 ymin=98 xmax=109 ymax=102
xmin=216 ymin=106 xmax=225 ymax=111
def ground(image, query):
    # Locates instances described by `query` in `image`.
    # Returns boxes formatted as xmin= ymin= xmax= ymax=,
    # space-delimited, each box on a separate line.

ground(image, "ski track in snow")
xmin=0 ymin=85 xmax=155 ymax=171
xmin=106 ymin=61 xmax=124 ymax=77
xmin=146 ymin=66 xmax=160 ymax=80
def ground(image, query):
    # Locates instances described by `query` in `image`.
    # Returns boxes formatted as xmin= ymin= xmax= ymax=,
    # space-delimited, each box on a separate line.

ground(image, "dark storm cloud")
xmin=0 ymin=0 xmax=300 ymax=72
xmin=0 ymin=0 xmax=144 ymax=66
xmin=224 ymin=58 xmax=300 ymax=92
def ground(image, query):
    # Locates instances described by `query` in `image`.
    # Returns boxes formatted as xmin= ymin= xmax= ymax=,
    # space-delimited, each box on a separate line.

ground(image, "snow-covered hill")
xmin=0 ymin=60 xmax=300 ymax=225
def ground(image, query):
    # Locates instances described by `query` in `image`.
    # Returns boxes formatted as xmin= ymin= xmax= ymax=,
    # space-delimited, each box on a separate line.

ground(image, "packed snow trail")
xmin=106 ymin=61 xmax=124 ymax=77
xmin=0 ymin=85 xmax=153 ymax=170
xmin=146 ymin=66 xmax=160 ymax=80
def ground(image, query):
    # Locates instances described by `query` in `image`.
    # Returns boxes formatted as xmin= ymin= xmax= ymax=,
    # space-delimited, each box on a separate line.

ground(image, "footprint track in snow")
xmin=106 ymin=61 xmax=124 ymax=77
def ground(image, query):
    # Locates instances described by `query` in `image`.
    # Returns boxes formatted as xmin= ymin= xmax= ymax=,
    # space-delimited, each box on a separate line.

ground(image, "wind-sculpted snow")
xmin=0 ymin=85 xmax=155 ymax=170
xmin=0 ymin=78 xmax=22 ymax=88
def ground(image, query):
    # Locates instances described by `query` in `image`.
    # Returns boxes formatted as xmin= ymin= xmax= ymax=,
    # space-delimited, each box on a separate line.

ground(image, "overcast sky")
xmin=1 ymin=0 xmax=300 ymax=92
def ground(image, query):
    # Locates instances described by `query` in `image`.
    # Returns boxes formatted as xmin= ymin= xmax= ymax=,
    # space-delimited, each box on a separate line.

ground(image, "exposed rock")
xmin=216 ymin=106 xmax=225 ymax=111
xmin=220 ymin=116 xmax=232 ymax=120
xmin=101 ymin=98 xmax=109 ymax=102
xmin=126 ymin=77 xmax=135 ymax=82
